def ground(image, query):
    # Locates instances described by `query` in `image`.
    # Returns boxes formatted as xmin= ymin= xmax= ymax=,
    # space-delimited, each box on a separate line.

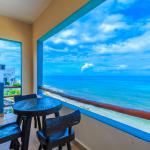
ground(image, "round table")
xmin=13 ymin=97 xmax=62 ymax=116
xmin=13 ymin=97 xmax=62 ymax=150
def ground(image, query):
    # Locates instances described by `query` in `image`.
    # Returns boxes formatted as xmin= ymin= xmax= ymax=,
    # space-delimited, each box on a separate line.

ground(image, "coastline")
xmin=44 ymin=91 xmax=150 ymax=133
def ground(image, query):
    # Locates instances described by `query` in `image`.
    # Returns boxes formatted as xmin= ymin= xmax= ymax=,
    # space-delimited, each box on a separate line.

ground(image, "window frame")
xmin=0 ymin=37 xmax=22 ymax=96
xmin=37 ymin=0 xmax=150 ymax=142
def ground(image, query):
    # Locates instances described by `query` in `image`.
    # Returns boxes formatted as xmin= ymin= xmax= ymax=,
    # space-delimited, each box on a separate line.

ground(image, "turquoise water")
xmin=43 ymin=76 xmax=150 ymax=112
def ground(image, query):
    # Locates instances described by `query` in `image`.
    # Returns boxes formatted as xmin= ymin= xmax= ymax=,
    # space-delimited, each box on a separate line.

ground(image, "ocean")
xmin=43 ymin=76 xmax=150 ymax=112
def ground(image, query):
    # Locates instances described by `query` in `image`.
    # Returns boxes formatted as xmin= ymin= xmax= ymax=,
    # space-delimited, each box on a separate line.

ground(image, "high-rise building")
xmin=4 ymin=68 xmax=16 ymax=85
xmin=0 ymin=65 xmax=16 ymax=85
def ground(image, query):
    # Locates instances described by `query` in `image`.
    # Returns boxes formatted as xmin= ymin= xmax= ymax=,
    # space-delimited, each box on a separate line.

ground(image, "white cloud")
xmin=99 ymin=14 xmax=129 ymax=33
xmin=79 ymin=14 xmax=129 ymax=43
xmin=66 ymin=39 xmax=78 ymax=45
xmin=45 ymin=28 xmax=78 ymax=46
xmin=49 ymin=37 xmax=62 ymax=44
xmin=0 ymin=41 xmax=20 ymax=51
xmin=104 ymin=14 xmax=124 ymax=22
xmin=81 ymin=63 xmax=93 ymax=72
xmin=47 ymin=36 xmax=78 ymax=46
xmin=0 ymin=40 xmax=21 ymax=66
xmin=117 ymin=0 xmax=136 ymax=5
xmin=141 ymin=22 xmax=150 ymax=30
xmin=44 ymin=46 xmax=68 ymax=53
xmin=117 ymin=64 xmax=128 ymax=70
xmin=94 ymin=64 xmax=128 ymax=72
xmin=99 ymin=22 xmax=129 ymax=33
xmin=116 ymin=0 xmax=137 ymax=10
xmin=80 ymin=34 xmax=91 ymax=42
xmin=59 ymin=29 xmax=76 ymax=38
xmin=94 ymin=29 xmax=150 ymax=54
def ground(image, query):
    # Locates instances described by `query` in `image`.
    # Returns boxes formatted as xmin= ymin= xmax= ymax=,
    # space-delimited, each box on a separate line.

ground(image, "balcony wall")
xmin=0 ymin=15 xmax=33 ymax=94
xmin=61 ymin=107 xmax=150 ymax=150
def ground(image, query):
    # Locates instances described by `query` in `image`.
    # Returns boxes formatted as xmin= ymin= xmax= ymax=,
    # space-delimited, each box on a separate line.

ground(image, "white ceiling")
xmin=0 ymin=0 xmax=53 ymax=23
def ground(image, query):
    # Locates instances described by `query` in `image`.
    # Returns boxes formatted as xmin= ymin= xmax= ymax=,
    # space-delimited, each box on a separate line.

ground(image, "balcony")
xmin=4 ymin=85 xmax=21 ymax=114
xmin=0 ymin=0 xmax=150 ymax=150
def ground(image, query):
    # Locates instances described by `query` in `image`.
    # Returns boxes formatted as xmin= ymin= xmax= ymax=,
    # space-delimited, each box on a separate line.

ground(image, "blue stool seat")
xmin=0 ymin=122 xmax=21 ymax=144
xmin=37 ymin=110 xmax=81 ymax=150
xmin=37 ymin=128 xmax=75 ymax=147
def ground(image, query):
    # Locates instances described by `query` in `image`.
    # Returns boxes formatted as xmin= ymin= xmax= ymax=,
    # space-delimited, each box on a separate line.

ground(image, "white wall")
xmin=61 ymin=107 xmax=150 ymax=150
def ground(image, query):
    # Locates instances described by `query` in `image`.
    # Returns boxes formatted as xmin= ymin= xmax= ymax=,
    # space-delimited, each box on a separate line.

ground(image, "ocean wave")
xmin=43 ymin=85 xmax=64 ymax=93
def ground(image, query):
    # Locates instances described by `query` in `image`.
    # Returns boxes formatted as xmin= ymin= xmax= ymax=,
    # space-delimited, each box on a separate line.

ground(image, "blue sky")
xmin=0 ymin=0 xmax=150 ymax=78
xmin=43 ymin=0 xmax=150 ymax=76
xmin=0 ymin=0 xmax=149 ymax=77
xmin=0 ymin=39 xmax=21 ymax=77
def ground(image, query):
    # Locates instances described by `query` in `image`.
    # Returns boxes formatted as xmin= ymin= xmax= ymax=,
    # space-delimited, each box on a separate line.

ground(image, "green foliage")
xmin=4 ymin=88 xmax=21 ymax=96
xmin=13 ymin=82 xmax=21 ymax=87
xmin=5 ymin=81 xmax=10 ymax=85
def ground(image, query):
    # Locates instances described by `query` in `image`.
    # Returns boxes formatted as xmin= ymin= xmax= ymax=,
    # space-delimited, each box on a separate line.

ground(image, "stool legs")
xmin=59 ymin=146 xmax=62 ymax=150
xmin=37 ymin=116 xmax=42 ymax=130
xmin=55 ymin=112 xmax=60 ymax=117
xmin=38 ymin=144 xmax=42 ymax=150
xmin=10 ymin=139 xmax=20 ymax=150
xmin=67 ymin=142 xmax=72 ymax=150
xmin=21 ymin=116 xmax=32 ymax=150
xmin=34 ymin=116 xmax=37 ymax=128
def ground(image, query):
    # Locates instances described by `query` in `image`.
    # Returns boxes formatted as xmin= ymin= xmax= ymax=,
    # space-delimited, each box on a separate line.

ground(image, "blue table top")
xmin=13 ymin=97 xmax=62 ymax=116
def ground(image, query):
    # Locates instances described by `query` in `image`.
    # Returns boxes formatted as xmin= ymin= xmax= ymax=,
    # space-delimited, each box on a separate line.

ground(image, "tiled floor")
xmin=0 ymin=113 xmax=83 ymax=150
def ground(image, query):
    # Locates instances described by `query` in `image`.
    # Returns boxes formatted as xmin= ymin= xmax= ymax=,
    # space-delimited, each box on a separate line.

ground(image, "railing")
xmin=4 ymin=95 xmax=19 ymax=98
xmin=39 ymin=86 xmax=150 ymax=120
xmin=4 ymin=86 xmax=21 ymax=89
xmin=4 ymin=86 xmax=21 ymax=108
xmin=4 ymin=86 xmax=21 ymax=98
